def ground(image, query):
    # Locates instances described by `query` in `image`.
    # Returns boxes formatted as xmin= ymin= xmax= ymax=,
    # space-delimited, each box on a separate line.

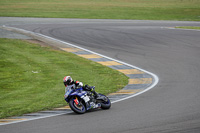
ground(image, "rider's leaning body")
xmin=63 ymin=76 xmax=99 ymax=97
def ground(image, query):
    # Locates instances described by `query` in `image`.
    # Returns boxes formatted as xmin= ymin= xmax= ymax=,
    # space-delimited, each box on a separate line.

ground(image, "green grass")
xmin=0 ymin=38 xmax=128 ymax=118
xmin=175 ymin=26 xmax=200 ymax=30
xmin=0 ymin=0 xmax=200 ymax=21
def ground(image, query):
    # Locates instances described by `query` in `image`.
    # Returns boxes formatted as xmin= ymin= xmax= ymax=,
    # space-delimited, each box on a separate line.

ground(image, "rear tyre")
xmin=69 ymin=98 xmax=86 ymax=114
xmin=99 ymin=94 xmax=111 ymax=109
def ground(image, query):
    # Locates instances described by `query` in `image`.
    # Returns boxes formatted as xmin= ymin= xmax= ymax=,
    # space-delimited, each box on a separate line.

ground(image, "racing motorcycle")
xmin=64 ymin=85 xmax=111 ymax=114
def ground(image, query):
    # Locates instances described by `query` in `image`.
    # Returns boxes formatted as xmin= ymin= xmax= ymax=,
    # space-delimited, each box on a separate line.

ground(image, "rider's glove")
xmin=78 ymin=82 xmax=83 ymax=87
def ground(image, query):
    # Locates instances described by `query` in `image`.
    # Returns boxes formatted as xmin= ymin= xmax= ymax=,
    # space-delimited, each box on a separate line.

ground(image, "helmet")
xmin=63 ymin=76 xmax=73 ymax=86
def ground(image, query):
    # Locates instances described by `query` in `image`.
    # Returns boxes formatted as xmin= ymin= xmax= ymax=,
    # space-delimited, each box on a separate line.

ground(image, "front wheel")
xmin=69 ymin=97 xmax=86 ymax=114
xmin=98 ymin=94 xmax=111 ymax=110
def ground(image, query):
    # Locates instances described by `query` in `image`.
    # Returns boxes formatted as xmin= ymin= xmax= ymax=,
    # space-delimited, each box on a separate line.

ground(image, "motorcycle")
xmin=64 ymin=85 xmax=111 ymax=114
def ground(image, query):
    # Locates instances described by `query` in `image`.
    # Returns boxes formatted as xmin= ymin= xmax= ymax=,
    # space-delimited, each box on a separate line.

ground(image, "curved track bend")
xmin=0 ymin=18 xmax=200 ymax=133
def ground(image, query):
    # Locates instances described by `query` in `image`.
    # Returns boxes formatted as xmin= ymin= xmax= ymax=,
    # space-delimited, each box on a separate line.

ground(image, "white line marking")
xmin=0 ymin=112 xmax=72 ymax=126
xmin=0 ymin=26 xmax=159 ymax=126
xmin=162 ymin=27 xmax=200 ymax=31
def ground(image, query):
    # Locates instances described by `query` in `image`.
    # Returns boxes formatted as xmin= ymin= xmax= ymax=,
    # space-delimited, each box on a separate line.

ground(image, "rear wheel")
xmin=69 ymin=97 xmax=86 ymax=114
xmin=98 ymin=94 xmax=111 ymax=109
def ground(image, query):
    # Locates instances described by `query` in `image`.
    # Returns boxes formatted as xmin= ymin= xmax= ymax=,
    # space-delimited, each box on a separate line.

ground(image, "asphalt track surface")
xmin=1 ymin=18 xmax=200 ymax=133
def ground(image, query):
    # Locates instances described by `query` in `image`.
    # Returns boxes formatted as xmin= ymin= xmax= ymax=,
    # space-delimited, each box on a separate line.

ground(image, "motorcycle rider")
xmin=63 ymin=76 xmax=99 ymax=98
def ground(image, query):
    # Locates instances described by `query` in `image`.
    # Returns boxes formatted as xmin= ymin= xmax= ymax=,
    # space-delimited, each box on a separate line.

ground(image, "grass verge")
xmin=0 ymin=38 xmax=128 ymax=118
xmin=0 ymin=0 xmax=200 ymax=21
xmin=175 ymin=26 xmax=200 ymax=30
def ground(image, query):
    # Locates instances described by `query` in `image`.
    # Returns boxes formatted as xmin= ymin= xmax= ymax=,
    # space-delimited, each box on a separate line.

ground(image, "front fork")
xmin=74 ymin=96 xmax=81 ymax=106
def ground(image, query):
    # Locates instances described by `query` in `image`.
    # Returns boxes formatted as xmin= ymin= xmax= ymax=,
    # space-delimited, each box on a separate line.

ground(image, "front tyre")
xmin=69 ymin=97 xmax=86 ymax=114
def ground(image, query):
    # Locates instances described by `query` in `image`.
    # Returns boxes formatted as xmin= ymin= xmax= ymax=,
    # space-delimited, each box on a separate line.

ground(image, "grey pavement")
xmin=0 ymin=17 xmax=200 ymax=133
